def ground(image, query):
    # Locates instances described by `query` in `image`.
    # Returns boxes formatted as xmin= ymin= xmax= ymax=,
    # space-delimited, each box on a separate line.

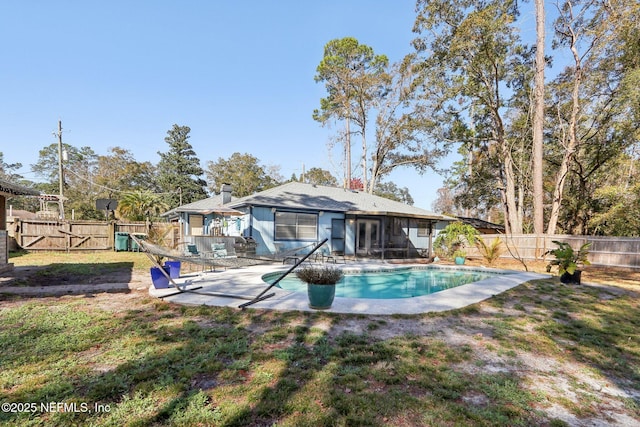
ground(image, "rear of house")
xmin=165 ymin=182 xmax=454 ymax=259
xmin=226 ymin=182 xmax=454 ymax=259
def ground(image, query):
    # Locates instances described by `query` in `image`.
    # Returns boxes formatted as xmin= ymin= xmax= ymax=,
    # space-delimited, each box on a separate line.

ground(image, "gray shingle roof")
xmin=228 ymin=182 xmax=453 ymax=220
xmin=162 ymin=194 xmax=230 ymax=217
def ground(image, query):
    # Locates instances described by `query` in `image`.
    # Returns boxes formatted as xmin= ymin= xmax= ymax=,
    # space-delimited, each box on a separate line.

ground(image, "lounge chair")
xmin=185 ymin=244 xmax=201 ymax=256
xmin=184 ymin=244 xmax=213 ymax=272
xmin=210 ymin=243 xmax=229 ymax=258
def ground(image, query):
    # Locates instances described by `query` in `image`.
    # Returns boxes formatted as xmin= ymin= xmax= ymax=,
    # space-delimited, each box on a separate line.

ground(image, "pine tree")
xmin=156 ymin=124 xmax=208 ymax=207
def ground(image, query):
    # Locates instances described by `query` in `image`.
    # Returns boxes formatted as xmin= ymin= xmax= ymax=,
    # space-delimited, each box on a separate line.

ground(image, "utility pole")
xmin=55 ymin=120 xmax=65 ymax=219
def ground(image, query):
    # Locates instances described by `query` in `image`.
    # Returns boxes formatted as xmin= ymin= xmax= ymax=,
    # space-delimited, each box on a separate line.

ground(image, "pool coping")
xmin=149 ymin=262 xmax=550 ymax=315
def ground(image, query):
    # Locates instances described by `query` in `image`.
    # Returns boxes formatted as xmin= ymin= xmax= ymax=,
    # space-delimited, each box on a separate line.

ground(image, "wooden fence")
xmin=468 ymin=234 xmax=640 ymax=269
xmin=6 ymin=218 xmax=640 ymax=269
xmin=10 ymin=218 xmax=176 ymax=252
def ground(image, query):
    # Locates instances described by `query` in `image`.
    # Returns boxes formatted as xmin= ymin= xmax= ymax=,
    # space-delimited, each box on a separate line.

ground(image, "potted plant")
xmin=296 ymin=266 xmax=344 ymax=310
xmin=453 ymin=249 xmax=467 ymax=265
xmin=545 ymin=240 xmax=591 ymax=285
xmin=433 ymin=221 xmax=479 ymax=264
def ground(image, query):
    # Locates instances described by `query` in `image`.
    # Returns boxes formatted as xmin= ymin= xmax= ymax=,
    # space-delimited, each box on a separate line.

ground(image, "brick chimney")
xmin=221 ymin=184 xmax=232 ymax=204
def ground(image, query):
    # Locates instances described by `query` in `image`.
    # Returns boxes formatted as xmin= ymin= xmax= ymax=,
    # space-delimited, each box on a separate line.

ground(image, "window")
xmin=418 ymin=221 xmax=430 ymax=237
xmin=275 ymin=211 xmax=317 ymax=240
xmin=189 ymin=215 xmax=204 ymax=236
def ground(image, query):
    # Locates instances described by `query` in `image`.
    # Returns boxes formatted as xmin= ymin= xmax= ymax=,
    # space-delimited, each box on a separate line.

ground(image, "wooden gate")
xmin=14 ymin=219 xmax=177 ymax=251
xmin=17 ymin=219 xmax=114 ymax=250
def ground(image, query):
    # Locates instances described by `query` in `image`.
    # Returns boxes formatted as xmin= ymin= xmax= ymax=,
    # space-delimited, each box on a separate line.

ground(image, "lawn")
xmin=1 ymin=251 xmax=639 ymax=426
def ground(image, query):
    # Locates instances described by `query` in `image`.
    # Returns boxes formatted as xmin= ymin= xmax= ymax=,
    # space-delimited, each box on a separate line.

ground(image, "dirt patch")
xmin=0 ymin=265 xmax=150 ymax=297
xmin=1 ymin=258 xmax=639 ymax=426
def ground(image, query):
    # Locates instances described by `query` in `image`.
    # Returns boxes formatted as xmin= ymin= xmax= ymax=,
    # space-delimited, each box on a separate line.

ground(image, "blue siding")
xmin=237 ymin=207 xmax=443 ymax=259
xmin=248 ymin=207 xmax=275 ymax=256
xmin=345 ymin=219 xmax=356 ymax=256
xmin=242 ymin=207 xmax=350 ymax=257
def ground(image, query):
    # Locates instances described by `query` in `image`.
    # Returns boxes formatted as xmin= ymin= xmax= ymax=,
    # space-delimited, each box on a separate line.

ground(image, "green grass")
xmin=1 ymin=252 xmax=639 ymax=426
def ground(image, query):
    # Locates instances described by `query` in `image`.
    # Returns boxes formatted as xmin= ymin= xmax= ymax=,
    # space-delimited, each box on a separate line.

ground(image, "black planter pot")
xmin=560 ymin=270 xmax=582 ymax=285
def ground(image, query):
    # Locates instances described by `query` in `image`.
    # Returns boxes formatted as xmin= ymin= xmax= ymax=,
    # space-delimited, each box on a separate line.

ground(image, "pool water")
xmin=265 ymin=267 xmax=509 ymax=299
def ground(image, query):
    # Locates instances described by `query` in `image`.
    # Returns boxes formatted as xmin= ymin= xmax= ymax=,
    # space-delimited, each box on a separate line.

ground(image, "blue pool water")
xmin=264 ymin=267 xmax=510 ymax=299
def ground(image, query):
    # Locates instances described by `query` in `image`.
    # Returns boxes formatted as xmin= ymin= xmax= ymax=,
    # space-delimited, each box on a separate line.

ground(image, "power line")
xmin=63 ymin=166 xmax=180 ymax=197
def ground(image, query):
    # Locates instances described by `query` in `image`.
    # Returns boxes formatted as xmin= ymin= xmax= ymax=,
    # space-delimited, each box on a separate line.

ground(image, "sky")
xmin=0 ymin=1 xmax=542 ymax=211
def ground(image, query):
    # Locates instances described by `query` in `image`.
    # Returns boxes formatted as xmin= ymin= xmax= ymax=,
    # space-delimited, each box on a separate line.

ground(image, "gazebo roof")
xmin=0 ymin=178 xmax=40 ymax=197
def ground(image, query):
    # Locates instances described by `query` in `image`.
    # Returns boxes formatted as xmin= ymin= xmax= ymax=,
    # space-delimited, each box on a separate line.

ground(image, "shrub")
xmin=295 ymin=266 xmax=344 ymax=285
xmin=545 ymin=241 xmax=591 ymax=276
xmin=433 ymin=222 xmax=479 ymax=259
xmin=476 ymin=237 xmax=504 ymax=265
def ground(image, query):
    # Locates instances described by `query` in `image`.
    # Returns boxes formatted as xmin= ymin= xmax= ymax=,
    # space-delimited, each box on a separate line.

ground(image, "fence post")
xmin=108 ymin=221 xmax=115 ymax=250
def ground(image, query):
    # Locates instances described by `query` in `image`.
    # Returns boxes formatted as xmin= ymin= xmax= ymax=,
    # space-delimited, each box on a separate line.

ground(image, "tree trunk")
xmin=547 ymin=29 xmax=582 ymax=235
xmin=362 ymin=127 xmax=369 ymax=192
xmin=345 ymin=117 xmax=352 ymax=189
xmin=532 ymin=0 xmax=546 ymax=237
xmin=502 ymin=142 xmax=523 ymax=234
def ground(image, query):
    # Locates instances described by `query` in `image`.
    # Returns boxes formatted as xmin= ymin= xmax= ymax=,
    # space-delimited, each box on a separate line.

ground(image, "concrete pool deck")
xmin=149 ymin=262 xmax=549 ymax=315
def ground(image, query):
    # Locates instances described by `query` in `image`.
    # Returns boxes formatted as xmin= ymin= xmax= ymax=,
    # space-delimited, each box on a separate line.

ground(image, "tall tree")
xmin=205 ymin=152 xmax=280 ymax=198
xmin=412 ymin=0 xmax=532 ymax=234
xmin=373 ymin=181 xmax=414 ymax=205
xmin=587 ymin=151 xmax=640 ymax=235
xmin=93 ymin=147 xmax=158 ymax=196
xmin=431 ymin=187 xmax=458 ymax=215
xmin=314 ymin=37 xmax=389 ymax=190
xmin=0 ymin=153 xmax=38 ymax=212
xmin=369 ymin=58 xmax=448 ymax=192
xmin=546 ymin=0 xmax=638 ymax=234
xmin=0 ymin=153 xmax=22 ymax=182
xmin=303 ymin=167 xmax=338 ymax=186
xmin=156 ymin=124 xmax=208 ymax=208
xmin=532 ymin=0 xmax=546 ymax=236
xmin=32 ymin=143 xmax=101 ymax=219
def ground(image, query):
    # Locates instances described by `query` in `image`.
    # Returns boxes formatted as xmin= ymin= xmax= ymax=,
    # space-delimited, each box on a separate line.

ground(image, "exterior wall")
xmin=233 ymin=206 xmax=447 ymax=259
xmin=0 ymin=194 xmax=10 ymax=271
xmin=0 ymin=230 xmax=8 ymax=269
xmin=432 ymin=221 xmax=449 ymax=238
xmin=178 ymin=212 xmax=245 ymax=238
xmin=407 ymin=219 xmax=432 ymax=252
xmin=248 ymin=206 xmax=276 ymax=255
xmin=245 ymin=207 xmax=347 ymax=257
xmin=319 ymin=211 xmax=342 ymax=251
xmin=0 ymin=194 xmax=6 ymax=231
xmin=345 ymin=218 xmax=356 ymax=256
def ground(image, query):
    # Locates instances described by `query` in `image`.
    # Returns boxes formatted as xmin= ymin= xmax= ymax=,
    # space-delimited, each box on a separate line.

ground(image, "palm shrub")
xmin=476 ymin=237 xmax=504 ymax=265
xmin=117 ymin=190 xmax=169 ymax=221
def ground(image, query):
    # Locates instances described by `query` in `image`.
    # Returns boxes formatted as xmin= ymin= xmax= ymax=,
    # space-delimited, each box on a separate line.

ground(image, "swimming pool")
xmin=263 ymin=266 xmax=514 ymax=299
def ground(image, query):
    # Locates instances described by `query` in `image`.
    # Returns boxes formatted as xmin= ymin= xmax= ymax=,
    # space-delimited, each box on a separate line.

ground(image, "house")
xmin=161 ymin=184 xmax=243 ymax=238
xmin=0 ymin=178 xmax=40 ymax=272
xmin=167 ymin=181 xmax=454 ymax=259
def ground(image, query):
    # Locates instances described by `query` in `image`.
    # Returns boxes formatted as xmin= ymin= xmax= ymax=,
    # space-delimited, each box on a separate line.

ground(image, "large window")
xmin=275 ymin=211 xmax=317 ymax=240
